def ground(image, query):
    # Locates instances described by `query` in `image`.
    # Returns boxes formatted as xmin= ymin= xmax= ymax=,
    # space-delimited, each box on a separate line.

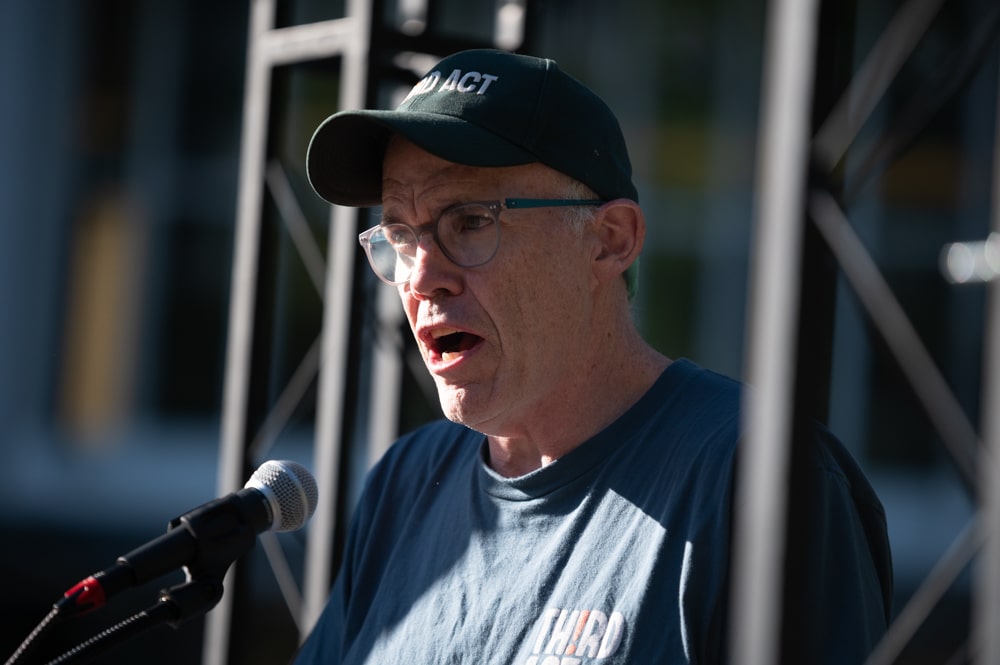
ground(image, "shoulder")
xmin=632 ymin=359 xmax=743 ymax=469
xmin=810 ymin=424 xmax=885 ymax=515
xmin=359 ymin=419 xmax=482 ymax=499
xmin=378 ymin=419 xmax=479 ymax=469
xmin=604 ymin=361 xmax=744 ymax=522
xmin=653 ymin=359 xmax=743 ymax=436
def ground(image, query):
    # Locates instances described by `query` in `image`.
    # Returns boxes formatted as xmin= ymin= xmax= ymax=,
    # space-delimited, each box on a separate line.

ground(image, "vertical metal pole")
xmin=302 ymin=0 xmax=372 ymax=637
xmin=731 ymin=0 xmax=820 ymax=662
xmin=367 ymin=286 xmax=405 ymax=464
xmin=206 ymin=1 xmax=275 ymax=663
xmin=973 ymin=57 xmax=1000 ymax=665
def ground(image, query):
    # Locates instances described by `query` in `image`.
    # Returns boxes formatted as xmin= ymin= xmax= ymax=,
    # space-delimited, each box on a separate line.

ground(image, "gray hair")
xmin=560 ymin=178 xmax=601 ymax=230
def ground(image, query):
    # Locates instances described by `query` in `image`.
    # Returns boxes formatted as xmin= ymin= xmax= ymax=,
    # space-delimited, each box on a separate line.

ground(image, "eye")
xmin=442 ymin=205 xmax=496 ymax=235
xmin=382 ymin=224 xmax=416 ymax=251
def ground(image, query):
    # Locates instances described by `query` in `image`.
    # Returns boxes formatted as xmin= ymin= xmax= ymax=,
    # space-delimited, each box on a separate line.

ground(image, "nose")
xmin=405 ymin=233 xmax=462 ymax=299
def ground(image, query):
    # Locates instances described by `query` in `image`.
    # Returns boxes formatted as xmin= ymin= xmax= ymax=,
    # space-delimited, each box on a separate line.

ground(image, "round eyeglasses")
xmin=358 ymin=198 xmax=605 ymax=286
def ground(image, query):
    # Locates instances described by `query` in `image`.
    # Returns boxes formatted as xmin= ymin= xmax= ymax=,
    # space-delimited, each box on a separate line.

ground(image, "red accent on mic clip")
xmin=61 ymin=576 xmax=107 ymax=615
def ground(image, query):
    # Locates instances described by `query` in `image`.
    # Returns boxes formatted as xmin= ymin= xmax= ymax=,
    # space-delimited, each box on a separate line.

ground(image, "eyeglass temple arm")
xmin=503 ymin=198 xmax=606 ymax=209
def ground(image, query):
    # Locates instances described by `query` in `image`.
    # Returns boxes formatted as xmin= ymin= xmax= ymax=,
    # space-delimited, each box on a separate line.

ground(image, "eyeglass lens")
xmin=365 ymin=203 xmax=500 ymax=284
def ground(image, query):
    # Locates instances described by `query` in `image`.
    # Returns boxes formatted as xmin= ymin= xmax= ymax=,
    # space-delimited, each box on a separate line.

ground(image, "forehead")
xmin=381 ymin=136 xmax=567 ymax=203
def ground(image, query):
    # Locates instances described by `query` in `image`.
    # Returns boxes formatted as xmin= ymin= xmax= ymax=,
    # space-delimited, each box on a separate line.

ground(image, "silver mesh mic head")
xmin=245 ymin=460 xmax=319 ymax=532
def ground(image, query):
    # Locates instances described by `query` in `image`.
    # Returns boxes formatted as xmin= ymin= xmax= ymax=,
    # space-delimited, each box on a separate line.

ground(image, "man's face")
xmin=381 ymin=138 xmax=600 ymax=437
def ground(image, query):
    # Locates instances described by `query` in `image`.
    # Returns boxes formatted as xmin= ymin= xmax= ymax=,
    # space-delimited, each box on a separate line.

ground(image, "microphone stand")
xmin=8 ymin=492 xmax=261 ymax=665
xmin=6 ymin=463 xmax=305 ymax=665
xmin=44 ymin=574 xmax=224 ymax=665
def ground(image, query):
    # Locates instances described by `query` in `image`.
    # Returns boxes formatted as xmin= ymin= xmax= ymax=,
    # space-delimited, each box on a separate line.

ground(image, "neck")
xmin=486 ymin=328 xmax=670 ymax=478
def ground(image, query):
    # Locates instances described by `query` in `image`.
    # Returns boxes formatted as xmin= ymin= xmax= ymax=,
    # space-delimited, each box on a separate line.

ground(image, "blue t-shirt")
xmin=293 ymin=359 xmax=891 ymax=664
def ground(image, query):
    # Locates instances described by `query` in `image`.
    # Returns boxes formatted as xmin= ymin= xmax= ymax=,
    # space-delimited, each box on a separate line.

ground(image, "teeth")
xmin=430 ymin=327 xmax=458 ymax=340
xmin=441 ymin=351 xmax=460 ymax=362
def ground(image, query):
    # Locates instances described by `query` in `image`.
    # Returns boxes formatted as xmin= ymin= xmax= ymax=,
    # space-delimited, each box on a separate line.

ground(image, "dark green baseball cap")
xmin=306 ymin=49 xmax=640 ymax=296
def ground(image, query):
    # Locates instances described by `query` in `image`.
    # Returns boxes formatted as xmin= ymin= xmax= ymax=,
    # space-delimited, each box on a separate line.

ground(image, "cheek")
xmin=489 ymin=265 xmax=580 ymax=362
xmin=399 ymin=290 xmax=421 ymax=339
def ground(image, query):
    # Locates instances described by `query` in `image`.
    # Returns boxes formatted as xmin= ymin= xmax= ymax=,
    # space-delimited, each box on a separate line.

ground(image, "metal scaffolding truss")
xmin=214 ymin=0 xmax=1000 ymax=663
xmin=211 ymin=1 xmax=534 ymax=664
xmin=735 ymin=0 xmax=1000 ymax=663
xmin=209 ymin=2 xmax=371 ymax=663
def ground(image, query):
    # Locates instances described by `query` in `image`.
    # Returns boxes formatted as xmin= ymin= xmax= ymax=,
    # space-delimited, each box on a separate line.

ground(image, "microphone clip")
xmin=161 ymin=489 xmax=269 ymax=582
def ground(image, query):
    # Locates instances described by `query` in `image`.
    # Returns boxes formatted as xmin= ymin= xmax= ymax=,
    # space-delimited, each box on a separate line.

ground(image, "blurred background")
xmin=0 ymin=0 xmax=997 ymax=663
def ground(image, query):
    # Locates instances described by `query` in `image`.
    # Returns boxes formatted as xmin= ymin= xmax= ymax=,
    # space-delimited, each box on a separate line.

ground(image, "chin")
xmin=439 ymin=398 xmax=475 ymax=427
xmin=438 ymin=390 xmax=489 ymax=431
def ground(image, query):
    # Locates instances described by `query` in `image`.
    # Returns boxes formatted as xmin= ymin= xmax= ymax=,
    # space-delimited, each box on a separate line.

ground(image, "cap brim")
xmin=306 ymin=109 xmax=539 ymax=207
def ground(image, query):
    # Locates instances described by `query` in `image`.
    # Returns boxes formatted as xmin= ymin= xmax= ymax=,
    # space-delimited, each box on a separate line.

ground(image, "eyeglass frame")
xmin=357 ymin=198 xmax=607 ymax=286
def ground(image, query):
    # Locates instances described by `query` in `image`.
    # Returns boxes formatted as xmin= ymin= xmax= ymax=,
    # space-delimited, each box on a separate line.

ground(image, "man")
xmin=294 ymin=49 xmax=892 ymax=664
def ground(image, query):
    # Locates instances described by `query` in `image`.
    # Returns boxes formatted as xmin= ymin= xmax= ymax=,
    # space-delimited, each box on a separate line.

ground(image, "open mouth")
xmin=430 ymin=330 xmax=482 ymax=362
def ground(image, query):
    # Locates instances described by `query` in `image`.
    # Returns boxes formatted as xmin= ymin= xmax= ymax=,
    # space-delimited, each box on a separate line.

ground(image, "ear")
xmin=590 ymin=199 xmax=645 ymax=292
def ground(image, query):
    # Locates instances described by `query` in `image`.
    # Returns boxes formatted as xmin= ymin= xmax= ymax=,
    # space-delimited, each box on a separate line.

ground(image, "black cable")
xmin=43 ymin=604 xmax=173 ymax=665
xmin=4 ymin=607 xmax=60 ymax=665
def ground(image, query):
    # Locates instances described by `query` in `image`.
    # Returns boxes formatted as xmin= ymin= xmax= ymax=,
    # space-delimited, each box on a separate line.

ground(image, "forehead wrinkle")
xmin=383 ymin=162 xmax=500 ymax=202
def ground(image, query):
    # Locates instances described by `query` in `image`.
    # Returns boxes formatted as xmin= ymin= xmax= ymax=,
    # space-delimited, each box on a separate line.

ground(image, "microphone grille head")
xmin=245 ymin=460 xmax=319 ymax=532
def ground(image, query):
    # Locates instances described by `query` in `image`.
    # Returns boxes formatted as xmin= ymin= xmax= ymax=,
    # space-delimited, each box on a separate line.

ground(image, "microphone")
xmin=57 ymin=460 xmax=318 ymax=617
